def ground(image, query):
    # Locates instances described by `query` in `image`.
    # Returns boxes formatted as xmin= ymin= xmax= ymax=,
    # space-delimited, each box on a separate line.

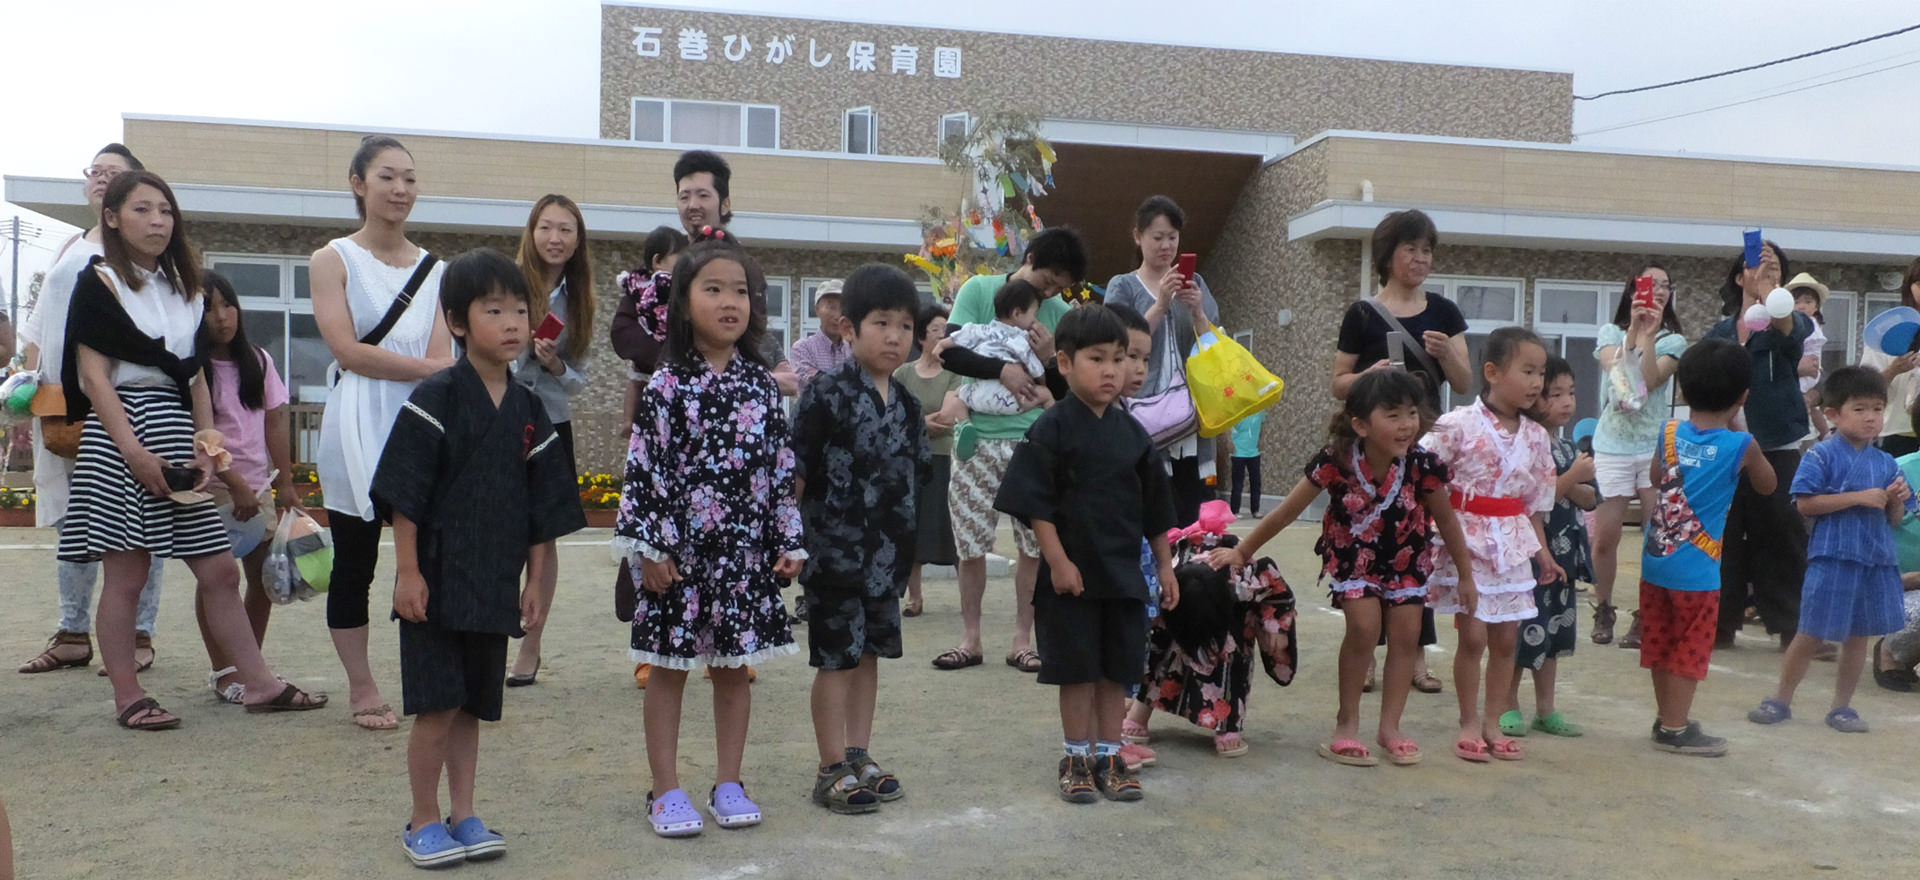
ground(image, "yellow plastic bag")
xmin=1186 ymin=323 xmax=1283 ymax=438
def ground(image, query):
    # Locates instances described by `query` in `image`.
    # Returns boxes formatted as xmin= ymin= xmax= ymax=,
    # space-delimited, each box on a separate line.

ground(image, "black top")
xmin=1703 ymin=313 xmax=1812 ymax=450
xmin=63 ymin=256 xmax=202 ymax=422
xmin=790 ymin=361 xmax=930 ymax=595
xmin=1336 ymin=293 xmax=1467 ymax=411
xmin=372 ymin=360 xmax=586 ymax=635
xmin=994 ymin=394 xmax=1177 ymax=602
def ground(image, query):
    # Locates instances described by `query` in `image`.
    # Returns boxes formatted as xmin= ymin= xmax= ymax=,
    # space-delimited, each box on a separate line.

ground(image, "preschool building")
xmin=13 ymin=1 xmax=1920 ymax=484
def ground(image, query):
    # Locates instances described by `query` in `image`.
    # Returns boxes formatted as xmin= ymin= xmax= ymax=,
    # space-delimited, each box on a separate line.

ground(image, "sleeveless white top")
xmin=316 ymin=238 xmax=446 ymax=521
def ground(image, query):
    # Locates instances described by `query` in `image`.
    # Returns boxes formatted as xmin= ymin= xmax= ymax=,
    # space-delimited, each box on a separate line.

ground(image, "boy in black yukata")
xmin=995 ymin=305 xmax=1180 ymax=805
xmin=789 ymin=264 xmax=930 ymax=815
xmin=373 ymin=249 xmax=586 ymax=869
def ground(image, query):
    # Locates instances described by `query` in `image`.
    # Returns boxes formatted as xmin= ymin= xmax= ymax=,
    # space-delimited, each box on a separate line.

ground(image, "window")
xmin=1533 ymin=280 xmax=1617 ymax=429
xmin=764 ymin=276 xmax=794 ymax=354
xmin=1821 ymin=290 xmax=1859 ymax=377
xmin=1424 ymin=275 xmax=1524 ymax=410
xmin=914 ymin=282 xmax=935 ymax=309
xmin=939 ymin=113 xmax=973 ymax=148
xmin=844 ymin=107 xmax=877 ymax=155
xmin=630 ymin=98 xmax=779 ymax=149
xmin=1232 ymin=329 xmax=1254 ymax=351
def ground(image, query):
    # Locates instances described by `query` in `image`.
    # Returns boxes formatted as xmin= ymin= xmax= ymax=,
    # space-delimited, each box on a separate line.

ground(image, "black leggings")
xmin=1229 ymin=456 xmax=1262 ymax=515
xmin=326 ymin=511 xmax=384 ymax=630
xmin=1719 ymin=449 xmax=1806 ymax=639
xmin=1169 ymin=456 xmax=1215 ymax=527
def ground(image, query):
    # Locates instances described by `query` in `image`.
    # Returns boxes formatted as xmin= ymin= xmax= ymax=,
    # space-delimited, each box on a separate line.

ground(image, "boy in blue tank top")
xmin=1638 ymin=340 xmax=1776 ymax=757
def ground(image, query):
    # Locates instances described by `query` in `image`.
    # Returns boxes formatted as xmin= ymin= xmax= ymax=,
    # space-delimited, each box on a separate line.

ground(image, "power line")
xmin=1574 ymin=55 xmax=1920 ymax=136
xmin=1575 ymin=22 xmax=1920 ymax=100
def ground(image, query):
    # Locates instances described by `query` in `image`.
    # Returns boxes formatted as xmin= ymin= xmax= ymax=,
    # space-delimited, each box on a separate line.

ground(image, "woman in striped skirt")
xmin=60 ymin=171 xmax=326 ymax=730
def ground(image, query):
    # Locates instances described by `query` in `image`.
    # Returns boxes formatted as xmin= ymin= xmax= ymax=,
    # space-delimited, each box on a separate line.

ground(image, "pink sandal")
xmin=1216 ymin=732 xmax=1251 ymax=758
xmin=1453 ymin=738 xmax=1491 ymax=763
xmin=1378 ymin=738 xmax=1423 ymax=766
xmin=1314 ymin=738 xmax=1374 ymax=766
xmin=1485 ymin=737 xmax=1524 ymax=761
xmin=1121 ymin=719 xmax=1151 ymax=745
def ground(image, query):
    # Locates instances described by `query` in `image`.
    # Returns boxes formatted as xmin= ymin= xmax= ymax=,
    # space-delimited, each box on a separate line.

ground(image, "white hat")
xmin=1785 ymin=272 xmax=1828 ymax=309
xmin=812 ymin=280 xmax=844 ymax=305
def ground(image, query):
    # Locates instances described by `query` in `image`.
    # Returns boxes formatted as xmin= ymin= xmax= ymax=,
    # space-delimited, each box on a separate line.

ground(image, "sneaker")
xmin=1117 ymin=742 xmax=1157 ymax=771
xmin=1617 ymin=610 xmax=1642 ymax=649
xmin=1651 ymin=721 xmax=1728 ymax=757
xmin=1590 ymin=602 xmax=1616 ymax=645
xmin=1092 ymin=754 xmax=1144 ymax=802
xmin=445 ymin=816 xmax=504 ymax=861
xmin=708 ymin=781 xmax=762 ymax=828
xmin=1057 ymin=756 xmax=1098 ymax=804
xmin=646 ymin=789 xmax=704 ymax=838
xmin=400 ymin=822 xmax=466 ymax=869
xmin=953 ymin=420 xmax=979 ymax=461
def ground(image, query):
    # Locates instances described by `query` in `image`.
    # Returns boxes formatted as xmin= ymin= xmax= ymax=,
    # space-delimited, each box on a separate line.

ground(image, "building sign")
xmin=632 ymin=26 xmax=962 ymax=79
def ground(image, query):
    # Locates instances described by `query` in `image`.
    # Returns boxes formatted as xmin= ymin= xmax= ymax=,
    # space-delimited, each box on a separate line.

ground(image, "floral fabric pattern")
xmin=1305 ymin=445 xmax=1450 ymax=603
xmin=1424 ymin=400 xmax=1557 ymax=622
xmin=1140 ymin=532 xmax=1298 ymax=735
xmin=615 ymin=355 xmax=803 ymax=668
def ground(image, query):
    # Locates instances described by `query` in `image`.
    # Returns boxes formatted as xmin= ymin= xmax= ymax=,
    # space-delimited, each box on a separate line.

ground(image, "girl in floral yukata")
xmin=614 ymin=241 xmax=804 ymax=839
xmin=1423 ymin=326 xmax=1564 ymax=763
xmin=1209 ymin=370 xmax=1474 ymax=768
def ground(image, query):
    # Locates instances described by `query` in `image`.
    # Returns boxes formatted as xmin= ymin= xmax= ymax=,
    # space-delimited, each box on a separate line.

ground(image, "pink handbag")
xmin=1129 ymin=333 xmax=1198 ymax=448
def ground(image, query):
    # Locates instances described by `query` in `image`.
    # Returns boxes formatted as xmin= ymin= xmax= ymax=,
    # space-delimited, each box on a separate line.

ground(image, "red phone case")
xmin=534 ymin=313 xmax=565 ymax=341
xmin=1175 ymin=253 xmax=1198 ymax=278
xmin=1633 ymin=276 xmax=1657 ymax=310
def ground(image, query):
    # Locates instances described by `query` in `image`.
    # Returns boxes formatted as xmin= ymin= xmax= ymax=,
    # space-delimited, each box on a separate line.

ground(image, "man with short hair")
xmin=670 ymin=150 xmax=797 ymax=395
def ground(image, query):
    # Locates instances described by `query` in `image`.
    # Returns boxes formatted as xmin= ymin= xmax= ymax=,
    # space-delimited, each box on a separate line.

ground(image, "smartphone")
xmin=1633 ymin=275 xmax=1657 ymax=311
xmin=1386 ymin=330 xmax=1411 ymax=368
xmin=1174 ymin=253 xmax=1197 ymax=280
xmin=534 ymin=312 xmax=565 ymax=342
xmin=1743 ymin=228 xmax=1764 ymax=268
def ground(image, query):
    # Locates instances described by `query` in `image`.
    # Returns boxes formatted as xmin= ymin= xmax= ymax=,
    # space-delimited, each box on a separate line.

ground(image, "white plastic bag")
xmin=267 ymin=509 xmax=331 ymax=604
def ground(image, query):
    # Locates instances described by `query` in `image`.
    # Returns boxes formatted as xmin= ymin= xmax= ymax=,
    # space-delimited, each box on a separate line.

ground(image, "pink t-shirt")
xmin=208 ymin=349 xmax=290 ymax=493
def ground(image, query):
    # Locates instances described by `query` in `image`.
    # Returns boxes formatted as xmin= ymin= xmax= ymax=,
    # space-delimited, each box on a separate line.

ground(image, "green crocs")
xmin=1498 ymin=710 xmax=1528 ymax=737
xmin=952 ymin=420 xmax=979 ymax=462
xmin=1531 ymin=711 xmax=1584 ymax=737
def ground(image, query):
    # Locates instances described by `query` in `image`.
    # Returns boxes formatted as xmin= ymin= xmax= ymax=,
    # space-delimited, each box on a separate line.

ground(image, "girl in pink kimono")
xmin=1425 ymin=327 xmax=1564 ymax=763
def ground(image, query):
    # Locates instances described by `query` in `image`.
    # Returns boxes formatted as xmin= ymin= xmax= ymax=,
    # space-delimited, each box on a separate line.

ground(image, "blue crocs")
xmin=1747 ymin=698 xmax=1792 ymax=725
xmin=647 ymin=789 xmax=704 ymax=838
xmin=447 ymin=816 xmax=504 ymax=861
xmin=708 ymin=781 xmax=763 ymax=828
xmin=401 ymin=822 xmax=466 ymax=869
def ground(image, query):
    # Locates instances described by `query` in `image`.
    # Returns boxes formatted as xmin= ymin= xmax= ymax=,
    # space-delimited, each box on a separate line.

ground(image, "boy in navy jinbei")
xmin=790 ymin=264 xmax=930 ymax=814
xmin=373 ymin=248 xmax=586 ymax=867
xmin=995 ymin=304 xmax=1179 ymax=804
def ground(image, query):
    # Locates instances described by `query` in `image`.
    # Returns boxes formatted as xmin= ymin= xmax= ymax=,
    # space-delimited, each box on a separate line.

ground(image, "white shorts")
xmin=1594 ymin=452 xmax=1653 ymax=500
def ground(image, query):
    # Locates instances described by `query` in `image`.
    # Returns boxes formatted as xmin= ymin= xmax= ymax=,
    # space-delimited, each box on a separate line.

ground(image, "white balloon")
xmin=1766 ymin=287 xmax=1795 ymax=319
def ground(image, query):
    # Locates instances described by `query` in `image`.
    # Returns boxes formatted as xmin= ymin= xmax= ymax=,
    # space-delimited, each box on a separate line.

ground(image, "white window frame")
xmin=1232 ymin=328 xmax=1253 ymax=351
xmin=843 ymin=106 xmax=878 ymax=155
xmin=938 ymin=112 xmax=973 ymax=148
xmin=1532 ymin=279 xmax=1617 ymax=434
xmin=1425 ymin=274 xmax=1525 ymax=410
xmin=764 ymin=276 xmax=795 ymax=354
xmin=629 ymin=97 xmax=780 ymax=149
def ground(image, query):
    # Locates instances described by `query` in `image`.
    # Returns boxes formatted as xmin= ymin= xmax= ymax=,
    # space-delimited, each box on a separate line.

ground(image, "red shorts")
xmin=1637 ymin=580 xmax=1719 ymax=681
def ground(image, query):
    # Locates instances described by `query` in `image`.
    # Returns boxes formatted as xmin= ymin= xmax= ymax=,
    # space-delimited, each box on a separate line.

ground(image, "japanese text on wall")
xmin=632 ymin=26 xmax=962 ymax=79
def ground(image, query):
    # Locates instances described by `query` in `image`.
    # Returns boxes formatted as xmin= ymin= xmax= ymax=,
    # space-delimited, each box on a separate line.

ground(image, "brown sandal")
xmin=353 ymin=703 xmax=399 ymax=730
xmin=1411 ymin=671 xmax=1444 ymax=694
xmin=931 ymin=648 xmax=982 ymax=670
xmin=903 ymin=597 xmax=924 ymax=618
xmin=1006 ymin=649 xmax=1041 ymax=673
xmin=19 ymin=631 xmax=92 ymax=673
xmin=96 ymin=633 xmax=155 ymax=677
xmin=245 ymin=682 xmax=329 ymax=713
xmin=117 ymin=696 xmax=181 ymax=731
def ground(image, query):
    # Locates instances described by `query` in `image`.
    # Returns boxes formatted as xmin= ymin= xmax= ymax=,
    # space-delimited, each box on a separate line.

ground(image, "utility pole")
xmin=5 ymin=216 xmax=46 ymax=329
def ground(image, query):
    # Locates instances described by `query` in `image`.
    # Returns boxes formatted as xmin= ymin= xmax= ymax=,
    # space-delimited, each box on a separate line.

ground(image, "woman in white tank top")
xmin=310 ymin=135 xmax=454 ymax=731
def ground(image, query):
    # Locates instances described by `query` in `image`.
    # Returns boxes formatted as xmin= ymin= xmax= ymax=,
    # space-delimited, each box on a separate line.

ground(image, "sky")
xmin=6 ymin=0 xmax=1920 ymax=295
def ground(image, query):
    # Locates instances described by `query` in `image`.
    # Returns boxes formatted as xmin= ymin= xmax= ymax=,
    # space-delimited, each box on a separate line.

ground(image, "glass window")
xmin=1823 ymin=291 xmax=1857 ymax=377
xmin=287 ymin=312 xmax=331 ymax=404
xmin=1429 ymin=275 xmax=1523 ymax=410
xmin=845 ymin=107 xmax=876 ymax=155
xmin=632 ymin=98 xmax=666 ymax=142
xmin=765 ymin=277 xmax=794 ymax=354
xmin=1455 ymin=284 xmax=1519 ymax=324
xmin=242 ymin=309 xmax=286 ymax=379
xmin=746 ymin=106 xmax=779 ymax=149
xmin=1536 ymin=285 xmax=1602 ymax=326
xmin=940 ymin=113 xmax=972 ymax=148
xmin=670 ymin=101 xmax=741 ymax=147
xmin=212 ymin=260 xmax=283 ymax=300
xmin=292 ymin=264 xmax=310 ymax=299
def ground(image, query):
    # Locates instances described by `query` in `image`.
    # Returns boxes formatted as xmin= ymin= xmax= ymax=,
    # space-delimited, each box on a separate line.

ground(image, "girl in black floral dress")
xmin=1210 ymin=371 xmax=1475 ymax=767
xmin=614 ymin=242 xmax=804 ymax=838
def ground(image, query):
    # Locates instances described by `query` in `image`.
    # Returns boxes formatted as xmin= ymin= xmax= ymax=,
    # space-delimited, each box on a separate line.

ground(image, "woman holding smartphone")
xmin=507 ymin=194 xmax=594 ymax=686
xmin=312 ymin=135 xmax=454 ymax=731
xmin=1102 ymin=195 xmax=1220 ymax=524
xmin=1589 ymin=265 xmax=1686 ymax=647
xmin=1329 ymin=209 xmax=1472 ymax=695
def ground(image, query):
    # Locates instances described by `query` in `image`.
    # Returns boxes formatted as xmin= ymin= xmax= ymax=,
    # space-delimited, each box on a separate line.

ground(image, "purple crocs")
xmin=708 ymin=781 xmax=763 ymax=828
xmin=647 ymin=789 xmax=704 ymax=838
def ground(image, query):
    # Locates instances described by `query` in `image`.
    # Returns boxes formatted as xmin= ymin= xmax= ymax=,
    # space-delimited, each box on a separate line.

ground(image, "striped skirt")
xmin=57 ymin=385 xmax=230 ymax=563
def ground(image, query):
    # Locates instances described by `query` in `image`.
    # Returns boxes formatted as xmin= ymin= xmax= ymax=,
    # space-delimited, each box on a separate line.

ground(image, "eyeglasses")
xmin=82 ymin=166 xmax=126 ymax=182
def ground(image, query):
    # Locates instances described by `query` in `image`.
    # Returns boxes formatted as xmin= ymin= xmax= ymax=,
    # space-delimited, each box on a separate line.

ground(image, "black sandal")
xmin=245 ymin=682 xmax=329 ymax=713
xmin=812 ymin=763 xmax=880 ymax=814
xmin=1873 ymin=638 xmax=1917 ymax=692
xmin=932 ymin=648 xmax=982 ymax=670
